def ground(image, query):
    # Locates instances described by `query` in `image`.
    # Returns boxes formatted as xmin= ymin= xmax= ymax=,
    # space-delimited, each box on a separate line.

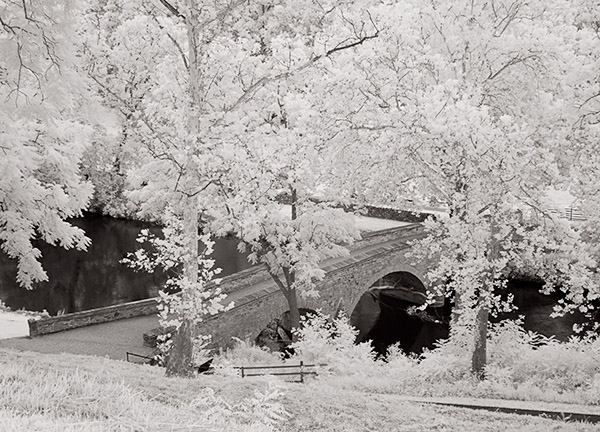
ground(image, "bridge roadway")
xmin=0 ymin=223 xmax=425 ymax=360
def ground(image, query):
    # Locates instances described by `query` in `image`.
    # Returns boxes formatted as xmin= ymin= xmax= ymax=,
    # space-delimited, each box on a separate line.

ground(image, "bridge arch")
xmin=348 ymin=264 xmax=449 ymax=356
xmin=347 ymin=264 xmax=428 ymax=314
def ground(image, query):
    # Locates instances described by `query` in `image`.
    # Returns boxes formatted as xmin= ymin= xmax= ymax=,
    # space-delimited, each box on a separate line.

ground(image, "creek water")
xmin=350 ymin=275 xmax=590 ymax=356
xmin=0 ymin=213 xmax=252 ymax=315
xmin=496 ymin=279 xmax=588 ymax=341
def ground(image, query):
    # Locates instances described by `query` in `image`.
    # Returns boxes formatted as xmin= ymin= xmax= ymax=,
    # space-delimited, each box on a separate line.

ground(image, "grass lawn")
xmin=0 ymin=348 xmax=597 ymax=431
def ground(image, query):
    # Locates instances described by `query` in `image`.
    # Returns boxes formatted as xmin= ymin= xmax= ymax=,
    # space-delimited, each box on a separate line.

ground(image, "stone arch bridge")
xmin=199 ymin=223 xmax=439 ymax=348
xmin=24 ymin=223 xmax=440 ymax=348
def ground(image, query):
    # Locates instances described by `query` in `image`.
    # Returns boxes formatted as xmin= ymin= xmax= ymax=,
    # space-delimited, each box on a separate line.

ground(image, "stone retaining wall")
xmin=28 ymin=298 xmax=158 ymax=336
xmin=207 ymin=264 xmax=270 ymax=296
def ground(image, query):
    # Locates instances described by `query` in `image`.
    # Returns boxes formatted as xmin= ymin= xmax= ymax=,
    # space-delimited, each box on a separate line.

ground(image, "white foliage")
xmin=329 ymin=320 xmax=600 ymax=405
xmin=289 ymin=311 xmax=376 ymax=374
xmin=213 ymin=338 xmax=284 ymax=373
xmin=483 ymin=320 xmax=600 ymax=399
xmin=82 ymin=0 xmax=369 ymax=312
xmin=189 ymin=381 xmax=290 ymax=431
xmin=122 ymin=208 xmax=230 ymax=362
xmin=326 ymin=0 xmax=600 ymax=368
xmin=0 ymin=1 xmax=96 ymax=288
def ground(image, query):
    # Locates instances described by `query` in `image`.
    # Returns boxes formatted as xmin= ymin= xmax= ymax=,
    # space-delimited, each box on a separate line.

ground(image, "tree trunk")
xmin=166 ymin=319 xmax=196 ymax=377
xmin=291 ymin=187 xmax=297 ymax=220
xmin=471 ymin=301 xmax=489 ymax=380
xmin=165 ymin=0 xmax=203 ymax=378
xmin=471 ymin=218 xmax=498 ymax=379
xmin=279 ymin=267 xmax=301 ymax=341
xmin=286 ymin=287 xmax=301 ymax=341
xmin=450 ymin=289 xmax=462 ymax=330
xmin=166 ymin=192 xmax=199 ymax=377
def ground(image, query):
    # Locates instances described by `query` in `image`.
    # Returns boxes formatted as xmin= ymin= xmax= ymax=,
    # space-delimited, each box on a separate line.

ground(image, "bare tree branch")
xmin=486 ymin=53 xmax=539 ymax=81
xmin=156 ymin=0 xmax=184 ymax=19
xmin=228 ymin=18 xmax=379 ymax=112
xmin=150 ymin=14 xmax=188 ymax=69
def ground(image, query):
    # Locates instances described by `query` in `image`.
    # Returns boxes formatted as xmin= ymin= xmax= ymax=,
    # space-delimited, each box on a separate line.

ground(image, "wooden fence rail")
xmin=235 ymin=361 xmax=327 ymax=383
xmin=125 ymin=353 xmax=325 ymax=382
xmin=564 ymin=207 xmax=586 ymax=221
xmin=549 ymin=207 xmax=586 ymax=221
xmin=126 ymin=351 xmax=154 ymax=364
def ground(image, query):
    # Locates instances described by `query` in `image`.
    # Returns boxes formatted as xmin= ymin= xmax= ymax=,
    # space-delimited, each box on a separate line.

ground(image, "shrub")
xmin=478 ymin=319 xmax=600 ymax=399
xmin=213 ymin=338 xmax=285 ymax=377
xmin=316 ymin=317 xmax=600 ymax=404
xmin=188 ymin=381 xmax=289 ymax=430
xmin=289 ymin=311 xmax=376 ymax=375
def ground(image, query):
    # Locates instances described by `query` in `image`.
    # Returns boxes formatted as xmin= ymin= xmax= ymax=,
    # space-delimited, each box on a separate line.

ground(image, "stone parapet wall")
xmin=350 ymin=224 xmax=424 ymax=250
xmin=25 ymin=264 xmax=274 ymax=337
xmin=28 ymin=298 xmax=158 ymax=336
xmin=210 ymin=224 xmax=425 ymax=295
xmin=276 ymin=194 xmax=435 ymax=223
xmin=206 ymin=264 xmax=271 ymax=296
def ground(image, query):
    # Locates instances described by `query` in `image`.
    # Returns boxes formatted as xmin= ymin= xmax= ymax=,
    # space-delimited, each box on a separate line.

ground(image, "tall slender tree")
xmin=84 ymin=0 xmax=377 ymax=375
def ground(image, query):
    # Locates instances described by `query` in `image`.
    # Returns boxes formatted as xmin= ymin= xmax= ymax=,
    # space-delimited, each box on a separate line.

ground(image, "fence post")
xmin=241 ymin=366 xmax=245 ymax=378
xmin=300 ymin=361 xmax=304 ymax=383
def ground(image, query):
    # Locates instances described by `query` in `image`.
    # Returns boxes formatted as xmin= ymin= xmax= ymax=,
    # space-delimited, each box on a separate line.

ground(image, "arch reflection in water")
xmin=350 ymin=271 xmax=450 ymax=357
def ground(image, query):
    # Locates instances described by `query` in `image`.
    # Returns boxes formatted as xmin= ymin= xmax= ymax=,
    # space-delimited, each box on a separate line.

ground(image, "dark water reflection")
xmin=351 ymin=277 xmax=593 ymax=356
xmin=497 ymin=279 xmax=587 ymax=341
xmin=0 ymin=214 xmax=252 ymax=315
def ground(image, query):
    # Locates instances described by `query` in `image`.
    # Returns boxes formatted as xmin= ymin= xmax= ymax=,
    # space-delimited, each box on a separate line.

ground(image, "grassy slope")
xmin=0 ymin=348 xmax=596 ymax=432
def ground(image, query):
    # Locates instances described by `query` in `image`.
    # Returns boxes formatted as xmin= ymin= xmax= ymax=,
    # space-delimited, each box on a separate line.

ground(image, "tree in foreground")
xmin=123 ymin=209 xmax=229 ymax=377
xmin=85 ymin=0 xmax=376 ymax=373
xmin=213 ymin=82 xmax=364 ymax=335
xmin=0 ymin=1 xmax=97 ymax=289
xmin=335 ymin=0 xmax=600 ymax=378
xmin=567 ymin=1 xmax=600 ymax=325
